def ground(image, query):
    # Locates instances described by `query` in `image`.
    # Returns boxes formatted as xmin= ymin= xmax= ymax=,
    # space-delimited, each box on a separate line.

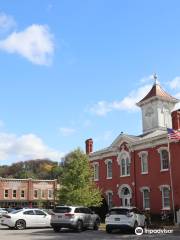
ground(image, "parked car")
xmin=51 ymin=206 xmax=100 ymax=232
xmin=0 ymin=208 xmax=7 ymax=218
xmin=105 ymin=206 xmax=147 ymax=233
xmin=1 ymin=208 xmax=51 ymax=230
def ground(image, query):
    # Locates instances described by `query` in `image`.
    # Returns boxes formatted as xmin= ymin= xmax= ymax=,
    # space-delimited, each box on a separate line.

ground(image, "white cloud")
xmin=0 ymin=12 xmax=16 ymax=32
xmin=174 ymin=92 xmax=180 ymax=99
xmin=59 ymin=127 xmax=76 ymax=137
xmin=90 ymin=101 xmax=112 ymax=116
xmin=0 ymin=24 xmax=54 ymax=65
xmin=140 ymin=74 xmax=154 ymax=84
xmin=168 ymin=76 xmax=180 ymax=90
xmin=0 ymin=132 xmax=64 ymax=162
xmin=172 ymin=92 xmax=180 ymax=110
xmin=90 ymin=84 xmax=152 ymax=116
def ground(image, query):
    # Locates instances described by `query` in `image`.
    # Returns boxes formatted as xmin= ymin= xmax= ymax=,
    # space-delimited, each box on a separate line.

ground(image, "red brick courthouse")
xmin=86 ymin=80 xmax=180 ymax=217
xmin=0 ymin=178 xmax=57 ymax=208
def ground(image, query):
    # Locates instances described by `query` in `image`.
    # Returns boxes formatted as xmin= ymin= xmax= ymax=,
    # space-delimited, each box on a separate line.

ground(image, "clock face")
xmin=145 ymin=106 xmax=154 ymax=117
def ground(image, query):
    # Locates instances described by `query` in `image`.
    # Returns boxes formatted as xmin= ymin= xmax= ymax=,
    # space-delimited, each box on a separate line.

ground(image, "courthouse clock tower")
xmin=137 ymin=74 xmax=179 ymax=134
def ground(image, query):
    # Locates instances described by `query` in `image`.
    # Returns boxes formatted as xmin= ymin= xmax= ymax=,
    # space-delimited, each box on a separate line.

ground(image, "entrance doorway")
xmin=118 ymin=184 xmax=132 ymax=207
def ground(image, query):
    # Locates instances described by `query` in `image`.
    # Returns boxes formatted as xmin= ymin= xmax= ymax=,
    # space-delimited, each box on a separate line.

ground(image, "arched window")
xmin=105 ymin=159 xmax=112 ymax=179
xmin=138 ymin=151 xmax=148 ymax=174
xmin=106 ymin=191 xmax=113 ymax=209
xmin=159 ymin=185 xmax=170 ymax=209
xmin=92 ymin=162 xmax=99 ymax=181
xmin=140 ymin=187 xmax=150 ymax=209
xmin=158 ymin=147 xmax=169 ymax=171
xmin=161 ymin=150 xmax=169 ymax=170
xmin=118 ymin=184 xmax=132 ymax=206
xmin=118 ymin=152 xmax=131 ymax=176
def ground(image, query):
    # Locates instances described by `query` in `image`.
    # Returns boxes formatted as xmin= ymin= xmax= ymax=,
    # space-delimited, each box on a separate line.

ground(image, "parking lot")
xmin=0 ymin=225 xmax=180 ymax=240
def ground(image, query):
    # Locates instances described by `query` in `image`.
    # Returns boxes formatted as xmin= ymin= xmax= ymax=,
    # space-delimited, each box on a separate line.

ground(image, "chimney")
xmin=171 ymin=109 xmax=180 ymax=130
xmin=85 ymin=138 xmax=93 ymax=154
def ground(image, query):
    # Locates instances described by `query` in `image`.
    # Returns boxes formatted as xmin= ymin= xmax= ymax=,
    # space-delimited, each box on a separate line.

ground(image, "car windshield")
xmin=10 ymin=209 xmax=23 ymax=214
xmin=109 ymin=208 xmax=130 ymax=215
xmin=53 ymin=207 xmax=71 ymax=213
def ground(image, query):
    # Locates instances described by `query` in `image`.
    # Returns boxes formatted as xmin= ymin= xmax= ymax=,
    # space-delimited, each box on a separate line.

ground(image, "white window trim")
xmin=118 ymin=184 xmax=132 ymax=198
xmin=105 ymin=190 xmax=113 ymax=209
xmin=138 ymin=151 xmax=148 ymax=174
xmin=12 ymin=189 xmax=17 ymax=199
xmin=92 ymin=162 xmax=99 ymax=181
xmin=41 ymin=189 xmax=46 ymax=199
xmin=20 ymin=189 xmax=25 ymax=199
xmin=4 ymin=189 xmax=9 ymax=199
xmin=105 ymin=159 xmax=112 ymax=179
xmin=159 ymin=185 xmax=170 ymax=210
xmin=48 ymin=189 xmax=54 ymax=199
xmin=33 ymin=189 xmax=38 ymax=199
xmin=140 ymin=187 xmax=150 ymax=210
xmin=117 ymin=151 xmax=131 ymax=177
xmin=157 ymin=147 xmax=169 ymax=171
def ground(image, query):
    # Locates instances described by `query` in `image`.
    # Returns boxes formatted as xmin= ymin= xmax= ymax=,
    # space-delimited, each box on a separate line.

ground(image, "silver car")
xmin=51 ymin=206 xmax=100 ymax=232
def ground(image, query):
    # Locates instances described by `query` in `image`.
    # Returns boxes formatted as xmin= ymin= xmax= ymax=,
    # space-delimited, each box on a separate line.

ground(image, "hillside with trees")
xmin=0 ymin=159 xmax=62 ymax=180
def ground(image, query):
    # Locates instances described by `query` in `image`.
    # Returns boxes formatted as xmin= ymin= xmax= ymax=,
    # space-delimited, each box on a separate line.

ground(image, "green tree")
xmin=58 ymin=148 xmax=102 ymax=207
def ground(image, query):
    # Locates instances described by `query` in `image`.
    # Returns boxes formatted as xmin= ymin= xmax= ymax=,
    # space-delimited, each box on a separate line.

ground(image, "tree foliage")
xmin=58 ymin=148 xmax=102 ymax=207
xmin=0 ymin=159 xmax=62 ymax=180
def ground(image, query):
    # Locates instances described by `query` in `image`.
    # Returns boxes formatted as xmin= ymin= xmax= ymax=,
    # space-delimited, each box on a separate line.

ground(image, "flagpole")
xmin=167 ymin=134 xmax=176 ymax=225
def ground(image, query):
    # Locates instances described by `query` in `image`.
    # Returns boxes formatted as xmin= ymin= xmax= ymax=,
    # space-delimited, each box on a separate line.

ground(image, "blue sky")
xmin=1 ymin=0 xmax=180 ymax=164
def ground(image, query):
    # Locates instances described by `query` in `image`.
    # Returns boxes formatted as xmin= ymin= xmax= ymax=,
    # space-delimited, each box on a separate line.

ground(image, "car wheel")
xmin=106 ymin=225 xmax=112 ymax=233
xmin=76 ymin=220 xmax=83 ymax=232
xmin=15 ymin=219 xmax=26 ymax=230
xmin=53 ymin=226 xmax=61 ymax=232
xmin=93 ymin=219 xmax=100 ymax=230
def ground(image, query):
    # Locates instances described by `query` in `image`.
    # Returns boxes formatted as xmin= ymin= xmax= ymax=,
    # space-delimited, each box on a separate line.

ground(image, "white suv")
xmin=51 ymin=206 xmax=100 ymax=232
xmin=105 ymin=206 xmax=147 ymax=233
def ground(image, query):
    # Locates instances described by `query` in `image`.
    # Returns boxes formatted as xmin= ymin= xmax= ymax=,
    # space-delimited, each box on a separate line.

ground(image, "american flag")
xmin=167 ymin=128 xmax=180 ymax=140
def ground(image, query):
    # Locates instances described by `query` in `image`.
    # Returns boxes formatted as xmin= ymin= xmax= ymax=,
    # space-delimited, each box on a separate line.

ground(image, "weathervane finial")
xmin=153 ymin=73 xmax=158 ymax=84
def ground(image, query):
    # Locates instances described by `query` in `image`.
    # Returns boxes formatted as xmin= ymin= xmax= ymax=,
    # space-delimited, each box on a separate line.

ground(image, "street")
xmin=0 ymin=226 xmax=180 ymax=240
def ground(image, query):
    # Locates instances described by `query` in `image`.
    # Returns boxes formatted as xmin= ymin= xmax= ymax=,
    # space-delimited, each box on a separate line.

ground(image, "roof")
xmin=137 ymin=83 xmax=179 ymax=106
xmin=89 ymin=129 xmax=169 ymax=159
xmin=110 ymin=133 xmax=140 ymax=147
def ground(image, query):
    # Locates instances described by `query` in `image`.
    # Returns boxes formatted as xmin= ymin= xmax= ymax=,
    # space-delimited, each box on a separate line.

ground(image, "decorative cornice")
xmin=0 ymin=177 xmax=57 ymax=182
xmin=89 ymin=131 xmax=179 ymax=162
